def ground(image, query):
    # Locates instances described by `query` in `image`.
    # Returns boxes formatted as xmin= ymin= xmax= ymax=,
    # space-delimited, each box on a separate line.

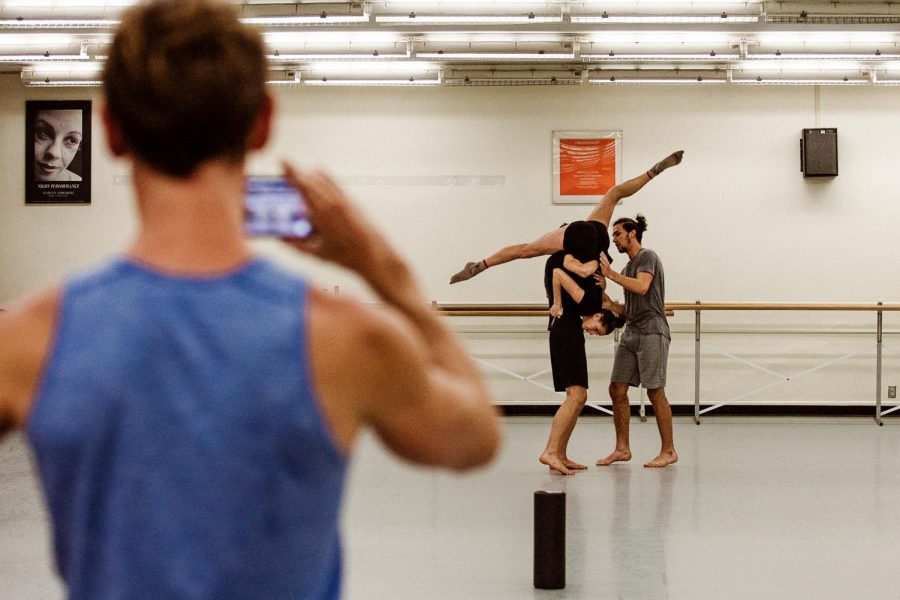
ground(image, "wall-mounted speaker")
xmin=801 ymin=128 xmax=838 ymax=177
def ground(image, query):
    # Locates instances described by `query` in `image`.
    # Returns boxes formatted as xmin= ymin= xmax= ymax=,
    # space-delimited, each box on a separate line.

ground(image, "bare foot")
xmin=596 ymin=449 xmax=632 ymax=466
xmin=539 ymin=452 xmax=575 ymax=475
xmin=562 ymin=458 xmax=587 ymax=470
xmin=644 ymin=450 xmax=678 ymax=468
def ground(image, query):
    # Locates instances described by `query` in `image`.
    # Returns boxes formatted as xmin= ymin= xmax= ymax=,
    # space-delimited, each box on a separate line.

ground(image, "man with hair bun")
xmin=597 ymin=214 xmax=678 ymax=468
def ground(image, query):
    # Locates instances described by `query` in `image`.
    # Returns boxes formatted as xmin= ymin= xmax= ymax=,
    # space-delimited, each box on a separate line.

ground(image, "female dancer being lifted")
xmin=449 ymin=151 xmax=683 ymax=284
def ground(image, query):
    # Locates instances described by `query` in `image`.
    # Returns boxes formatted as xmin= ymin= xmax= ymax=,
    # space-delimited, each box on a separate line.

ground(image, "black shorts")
xmin=544 ymin=253 xmax=589 ymax=391
xmin=549 ymin=319 xmax=588 ymax=392
xmin=562 ymin=220 xmax=613 ymax=264
xmin=586 ymin=220 xmax=612 ymax=264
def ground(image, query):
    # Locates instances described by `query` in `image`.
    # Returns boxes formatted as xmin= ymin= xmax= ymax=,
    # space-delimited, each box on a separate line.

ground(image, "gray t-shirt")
xmin=622 ymin=248 xmax=670 ymax=339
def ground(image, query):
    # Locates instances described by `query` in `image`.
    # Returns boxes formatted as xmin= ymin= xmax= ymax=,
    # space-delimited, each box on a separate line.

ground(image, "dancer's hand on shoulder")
xmin=599 ymin=253 xmax=613 ymax=278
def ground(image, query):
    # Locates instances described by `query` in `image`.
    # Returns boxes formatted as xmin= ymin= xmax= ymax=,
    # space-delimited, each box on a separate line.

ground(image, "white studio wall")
xmin=253 ymin=83 xmax=900 ymax=313
xmin=3 ymin=78 xmax=898 ymax=307
xmin=3 ymin=77 xmax=900 ymax=407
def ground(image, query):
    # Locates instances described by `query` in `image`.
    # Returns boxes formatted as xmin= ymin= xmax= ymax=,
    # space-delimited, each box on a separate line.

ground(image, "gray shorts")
xmin=610 ymin=328 xmax=669 ymax=389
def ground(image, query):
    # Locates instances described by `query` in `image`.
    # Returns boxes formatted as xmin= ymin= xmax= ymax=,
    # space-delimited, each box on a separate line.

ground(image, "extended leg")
xmin=539 ymin=385 xmax=588 ymax=475
xmin=644 ymin=387 xmax=678 ymax=468
xmin=587 ymin=150 xmax=684 ymax=226
xmin=450 ymin=226 xmax=566 ymax=284
xmin=597 ymin=382 xmax=632 ymax=465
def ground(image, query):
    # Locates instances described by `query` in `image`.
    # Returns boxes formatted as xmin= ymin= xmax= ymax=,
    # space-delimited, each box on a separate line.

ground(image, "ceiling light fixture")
xmin=572 ymin=15 xmax=758 ymax=24
xmin=375 ymin=15 xmax=561 ymax=25
xmin=242 ymin=16 xmax=371 ymax=26
xmin=267 ymin=53 xmax=409 ymax=62
xmin=301 ymin=78 xmax=441 ymax=86
xmin=417 ymin=52 xmax=573 ymax=61
xmin=0 ymin=18 xmax=119 ymax=29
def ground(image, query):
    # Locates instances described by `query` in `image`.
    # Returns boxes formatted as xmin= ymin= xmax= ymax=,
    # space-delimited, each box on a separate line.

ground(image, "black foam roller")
xmin=533 ymin=490 xmax=566 ymax=589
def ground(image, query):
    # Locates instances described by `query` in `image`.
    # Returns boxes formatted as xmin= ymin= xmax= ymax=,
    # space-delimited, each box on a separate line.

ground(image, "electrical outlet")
xmin=889 ymin=386 xmax=896 ymax=399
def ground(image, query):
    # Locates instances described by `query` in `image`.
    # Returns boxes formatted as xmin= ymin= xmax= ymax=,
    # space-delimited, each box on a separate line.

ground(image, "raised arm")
xmin=283 ymin=165 xmax=501 ymax=471
xmin=600 ymin=253 xmax=652 ymax=296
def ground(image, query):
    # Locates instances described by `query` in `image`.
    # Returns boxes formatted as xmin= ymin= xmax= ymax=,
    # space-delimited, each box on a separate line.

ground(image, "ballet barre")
xmin=433 ymin=301 xmax=900 ymax=425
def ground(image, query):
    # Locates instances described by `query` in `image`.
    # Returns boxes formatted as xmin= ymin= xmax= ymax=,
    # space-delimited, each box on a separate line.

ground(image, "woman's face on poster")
xmin=33 ymin=109 xmax=83 ymax=181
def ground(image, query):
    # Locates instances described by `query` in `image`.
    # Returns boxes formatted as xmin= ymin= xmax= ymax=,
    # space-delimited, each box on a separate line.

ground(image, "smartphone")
xmin=244 ymin=176 xmax=313 ymax=238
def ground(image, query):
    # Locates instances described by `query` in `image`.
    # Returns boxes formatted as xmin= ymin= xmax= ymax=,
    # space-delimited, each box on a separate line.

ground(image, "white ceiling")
xmin=3 ymin=1 xmax=900 ymax=86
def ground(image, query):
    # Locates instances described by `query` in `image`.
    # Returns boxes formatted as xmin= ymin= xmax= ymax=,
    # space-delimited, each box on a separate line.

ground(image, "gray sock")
xmin=450 ymin=260 xmax=486 ymax=284
xmin=650 ymin=150 xmax=684 ymax=176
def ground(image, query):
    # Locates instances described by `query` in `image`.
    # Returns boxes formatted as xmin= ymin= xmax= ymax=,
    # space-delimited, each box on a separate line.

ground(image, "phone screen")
xmin=244 ymin=176 xmax=313 ymax=238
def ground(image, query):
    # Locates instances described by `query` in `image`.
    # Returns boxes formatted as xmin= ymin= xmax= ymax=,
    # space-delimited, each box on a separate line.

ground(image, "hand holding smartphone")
xmin=244 ymin=176 xmax=313 ymax=239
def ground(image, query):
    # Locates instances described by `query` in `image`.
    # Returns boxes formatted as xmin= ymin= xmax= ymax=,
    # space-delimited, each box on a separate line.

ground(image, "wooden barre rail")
xmin=434 ymin=300 xmax=900 ymax=425
xmin=434 ymin=302 xmax=900 ymax=317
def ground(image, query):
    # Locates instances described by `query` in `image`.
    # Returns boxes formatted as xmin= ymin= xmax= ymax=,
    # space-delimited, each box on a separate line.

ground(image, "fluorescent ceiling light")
xmin=263 ymin=32 xmax=402 ymax=44
xmin=0 ymin=33 xmax=112 ymax=45
xmin=302 ymin=78 xmax=441 ymax=86
xmin=756 ymin=32 xmax=899 ymax=45
xmin=305 ymin=60 xmax=435 ymax=73
xmin=588 ymin=77 xmax=725 ymax=84
xmin=28 ymin=61 xmax=103 ymax=74
xmin=26 ymin=79 xmax=103 ymax=87
xmin=736 ymin=59 xmax=866 ymax=71
xmin=584 ymin=31 xmax=733 ymax=44
xmin=583 ymin=53 xmax=737 ymax=62
xmin=590 ymin=63 xmax=720 ymax=71
xmin=243 ymin=16 xmax=371 ymax=26
xmin=579 ymin=0 xmax=762 ymax=3
xmin=0 ymin=19 xmax=119 ymax=29
xmin=417 ymin=52 xmax=573 ymax=61
xmin=5 ymin=0 xmax=134 ymax=6
xmin=731 ymin=78 xmax=868 ymax=85
xmin=0 ymin=53 xmax=91 ymax=61
xmin=377 ymin=0 xmax=550 ymax=4
xmin=572 ymin=15 xmax=758 ymax=24
xmin=268 ymin=53 xmax=409 ymax=62
xmin=376 ymin=15 xmax=561 ymax=24
xmin=750 ymin=53 xmax=900 ymax=61
xmin=422 ymin=33 xmax=562 ymax=43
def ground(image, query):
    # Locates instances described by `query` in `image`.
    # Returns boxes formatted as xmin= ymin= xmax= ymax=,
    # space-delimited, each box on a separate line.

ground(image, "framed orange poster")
xmin=552 ymin=130 xmax=621 ymax=204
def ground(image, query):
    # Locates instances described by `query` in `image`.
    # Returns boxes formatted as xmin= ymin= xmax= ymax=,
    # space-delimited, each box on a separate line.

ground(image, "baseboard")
xmin=500 ymin=404 xmax=883 ymax=417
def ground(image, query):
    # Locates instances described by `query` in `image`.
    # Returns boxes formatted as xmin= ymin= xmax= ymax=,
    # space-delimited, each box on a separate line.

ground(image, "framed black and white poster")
xmin=26 ymin=100 xmax=91 ymax=204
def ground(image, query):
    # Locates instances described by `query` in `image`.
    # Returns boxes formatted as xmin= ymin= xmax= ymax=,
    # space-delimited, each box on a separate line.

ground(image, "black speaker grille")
xmin=802 ymin=128 xmax=838 ymax=177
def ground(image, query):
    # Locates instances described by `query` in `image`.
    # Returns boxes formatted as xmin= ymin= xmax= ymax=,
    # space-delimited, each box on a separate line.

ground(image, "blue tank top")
xmin=26 ymin=258 xmax=347 ymax=600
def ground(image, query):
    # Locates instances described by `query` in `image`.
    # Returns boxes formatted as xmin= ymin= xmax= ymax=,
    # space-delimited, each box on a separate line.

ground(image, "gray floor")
xmin=3 ymin=416 xmax=900 ymax=599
